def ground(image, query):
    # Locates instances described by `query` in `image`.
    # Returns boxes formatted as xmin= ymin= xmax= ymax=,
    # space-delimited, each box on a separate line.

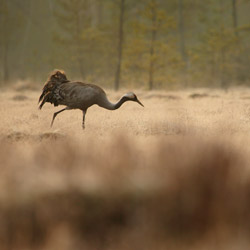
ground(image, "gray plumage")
xmin=38 ymin=70 xmax=144 ymax=129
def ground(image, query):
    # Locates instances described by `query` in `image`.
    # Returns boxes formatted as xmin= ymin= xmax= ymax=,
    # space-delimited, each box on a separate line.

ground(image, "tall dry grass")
xmin=1 ymin=87 xmax=250 ymax=249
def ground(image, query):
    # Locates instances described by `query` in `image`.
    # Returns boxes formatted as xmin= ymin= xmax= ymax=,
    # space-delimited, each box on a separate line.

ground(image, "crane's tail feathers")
xmin=39 ymin=92 xmax=50 ymax=110
xmin=38 ymin=92 xmax=45 ymax=104
xmin=39 ymin=100 xmax=45 ymax=110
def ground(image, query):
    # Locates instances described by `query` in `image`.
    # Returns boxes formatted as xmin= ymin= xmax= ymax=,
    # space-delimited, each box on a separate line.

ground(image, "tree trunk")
xmin=97 ymin=0 xmax=103 ymax=26
xmin=3 ymin=39 xmax=9 ymax=83
xmin=114 ymin=0 xmax=125 ymax=91
xmin=178 ymin=0 xmax=187 ymax=63
xmin=232 ymin=0 xmax=238 ymax=37
xmin=1 ymin=0 xmax=9 ymax=83
xmin=20 ymin=0 xmax=32 ymax=79
xmin=178 ymin=0 xmax=188 ymax=86
xmin=75 ymin=9 xmax=85 ymax=79
xmin=219 ymin=0 xmax=227 ymax=89
xmin=148 ymin=0 xmax=157 ymax=90
xmin=89 ymin=0 xmax=98 ymax=27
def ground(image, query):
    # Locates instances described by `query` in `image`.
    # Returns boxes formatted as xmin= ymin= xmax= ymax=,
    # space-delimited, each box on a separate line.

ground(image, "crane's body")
xmin=38 ymin=70 xmax=144 ymax=129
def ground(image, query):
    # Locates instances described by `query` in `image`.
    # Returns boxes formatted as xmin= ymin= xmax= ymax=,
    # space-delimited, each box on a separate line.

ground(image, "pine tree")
xmin=54 ymin=0 xmax=88 ymax=78
xmin=190 ymin=0 xmax=240 ymax=87
xmin=124 ymin=0 xmax=177 ymax=89
xmin=114 ymin=0 xmax=125 ymax=91
xmin=0 ymin=0 xmax=25 ymax=83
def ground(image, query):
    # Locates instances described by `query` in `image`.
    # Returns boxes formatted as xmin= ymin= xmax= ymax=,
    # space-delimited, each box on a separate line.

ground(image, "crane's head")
xmin=49 ymin=70 xmax=68 ymax=83
xmin=124 ymin=92 xmax=144 ymax=107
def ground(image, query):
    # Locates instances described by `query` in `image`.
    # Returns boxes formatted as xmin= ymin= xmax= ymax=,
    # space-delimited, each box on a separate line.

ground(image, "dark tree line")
xmin=0 ymin=0 xmax=250 ymax=89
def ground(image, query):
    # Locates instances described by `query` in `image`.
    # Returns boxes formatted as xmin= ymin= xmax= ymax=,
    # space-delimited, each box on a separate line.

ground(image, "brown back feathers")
xmin=38 ymin=70 xmax=69 ymax=109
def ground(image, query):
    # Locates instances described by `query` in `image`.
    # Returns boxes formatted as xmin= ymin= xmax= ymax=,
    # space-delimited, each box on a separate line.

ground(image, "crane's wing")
xmin=56 ymin=82 xmax=106 ymax=109
xmin=38 ymin=80 xmax=106 ymax=110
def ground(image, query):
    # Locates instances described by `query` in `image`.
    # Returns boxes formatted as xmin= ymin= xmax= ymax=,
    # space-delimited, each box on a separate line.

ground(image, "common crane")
xmin=38 ymin=70 xmax=144 ymax=129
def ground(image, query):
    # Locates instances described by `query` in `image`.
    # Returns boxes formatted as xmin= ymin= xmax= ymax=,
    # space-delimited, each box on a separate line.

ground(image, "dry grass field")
xmin=1 ymin=86 xmax=250 ymax=249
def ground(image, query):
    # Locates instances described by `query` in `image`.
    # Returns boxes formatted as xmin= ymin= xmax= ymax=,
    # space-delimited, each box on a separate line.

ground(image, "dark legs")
xmin=82 ymin=110 xmax=87 ymax=129
xmin=50 ymin=108 xmax=86 ymax=129
xmin=51 ymin=107 xmax=69 ymax=127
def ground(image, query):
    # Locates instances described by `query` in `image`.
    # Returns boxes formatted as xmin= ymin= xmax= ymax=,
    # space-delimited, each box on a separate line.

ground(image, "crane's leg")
xmin=82 ymin=110 xmax=87 ymax=129
xmin=51 ymin=107 xmax=69 ymax=127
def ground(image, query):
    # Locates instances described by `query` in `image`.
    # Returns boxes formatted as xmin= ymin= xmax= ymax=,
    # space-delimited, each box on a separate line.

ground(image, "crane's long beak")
xmin=136 ymin=99 xmax=144 ymax=107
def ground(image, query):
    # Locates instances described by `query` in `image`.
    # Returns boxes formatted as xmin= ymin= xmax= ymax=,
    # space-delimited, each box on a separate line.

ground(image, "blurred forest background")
xmin=0 ymin=0 xmax=250 ymax=90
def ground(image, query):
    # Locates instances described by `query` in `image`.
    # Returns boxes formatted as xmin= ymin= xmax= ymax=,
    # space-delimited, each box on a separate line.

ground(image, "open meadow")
xmin=1 ymin=86 xmax=250 ymax=249
xmin=1 ymin=0 xmax=250 ymax=248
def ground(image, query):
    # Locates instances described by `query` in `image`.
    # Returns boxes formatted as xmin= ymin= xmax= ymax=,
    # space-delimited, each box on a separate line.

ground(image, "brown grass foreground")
xmin=1 ymin=88 xmax=250 ymax=249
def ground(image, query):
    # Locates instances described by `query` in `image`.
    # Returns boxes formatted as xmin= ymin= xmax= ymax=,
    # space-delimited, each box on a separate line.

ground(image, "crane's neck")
xmin=98 ymin=96 xmax=128 ymax=110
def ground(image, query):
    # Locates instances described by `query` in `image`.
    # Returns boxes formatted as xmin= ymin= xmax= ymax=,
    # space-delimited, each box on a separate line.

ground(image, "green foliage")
xmin=190 ymin=27 xmax=239 ymax=86
xmin=188 ymin=0 xmax=248 ymax=87
xmin=123 ymin=0 xmax=179 ymax=89
xmin=53 ymin=0 xmax=117 ymax=84
xmin=0 ymin=0 xmax=25 ymax=83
